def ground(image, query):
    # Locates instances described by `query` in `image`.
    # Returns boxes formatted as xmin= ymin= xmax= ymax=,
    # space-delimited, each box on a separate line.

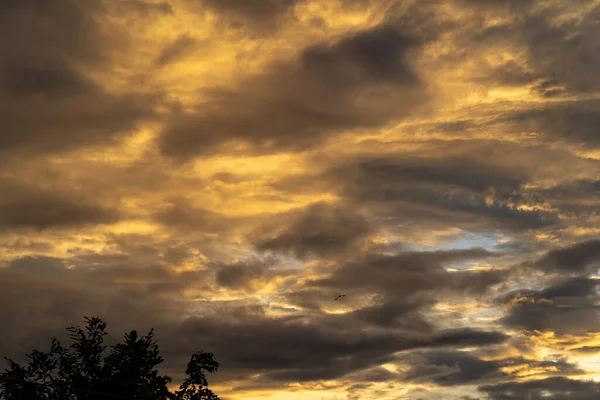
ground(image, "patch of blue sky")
xmin=406 ymin=231 xmax=518 ymax=270
xmin=410 ymin=231 xmax=510 ymax=253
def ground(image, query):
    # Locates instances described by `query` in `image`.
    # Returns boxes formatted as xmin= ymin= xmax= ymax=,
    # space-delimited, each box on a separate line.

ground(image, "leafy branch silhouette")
xmin=0 ymin=317 xmax=219 ymax=400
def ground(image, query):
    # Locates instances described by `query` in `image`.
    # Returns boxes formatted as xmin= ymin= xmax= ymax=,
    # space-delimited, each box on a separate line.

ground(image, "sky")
xmin=1 ymin=0 xmax=600 ymax=399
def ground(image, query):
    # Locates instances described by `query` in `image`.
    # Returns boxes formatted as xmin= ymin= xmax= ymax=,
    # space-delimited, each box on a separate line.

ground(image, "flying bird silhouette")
xmin=334 ymin=294 xmax=346 ymax=301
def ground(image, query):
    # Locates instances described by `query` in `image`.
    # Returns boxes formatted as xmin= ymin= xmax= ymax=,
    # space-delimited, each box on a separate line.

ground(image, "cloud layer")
xmin=2 ymin=0 xmax=600 ymax=399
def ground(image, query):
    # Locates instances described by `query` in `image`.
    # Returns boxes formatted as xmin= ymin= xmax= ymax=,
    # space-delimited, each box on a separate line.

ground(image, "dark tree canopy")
xmin=0 ymin=317 xmax=219 ymax=400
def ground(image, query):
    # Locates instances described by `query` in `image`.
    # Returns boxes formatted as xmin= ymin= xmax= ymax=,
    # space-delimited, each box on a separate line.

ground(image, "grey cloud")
xmin=5 ymin=253 xmax=206 ymax=297
xmin=273 ymin=140 xmax=594 ymax=235
xmin=0 ymin=249 xmax=507 ymax=389
xmin=153 ymin=199 xmax=231 ymax=233
xmin=459 ymin=0 xmax=535 ymax=8
xmin=0 ymin=249 xmax=208 ymax=364
xmin=162 ymin=246 xmax=194 ymax=266
xmin=333 ymin=154 xmax=525 ymax=196
xmin=570 ymin=346 xmax=600 ymax=355
xmin=523 ymin=179 xmax=600 ymax=218
xmin=317 ymin=143 xmax=560 ymax=233
xmin=202 ymin=0 xmax=297 ymax=26
xmin=121 ymin=0 xmax=173 ymax=14
xmin=469 ymin=1 xmax=600 ymax=99
xmin=300 ymin=24 xmax=421 ymax=87
xmin=534 ymin=239 xmax=600 ymax=275
xmin=305 ymin=248 xmax=505 ymax=322
xmin=215 ymin=264 xmax=260 ymax=289
xmin=0 ymin=197 xmax=117 ymax=230
xmin=0 ymin=0 xmax=157 ymax=158
xmin=348 ymin=298 xmax=435 ymax=330
xmin=164 ymin=315 xmax=507 ymax=384
xmin=214 ymin=259 xmax=277 ymax=290
xmin=154 ymin=34 xmax=196 ymax=68
xmin=402 ymin=351 xmax=581 ymax=387
xmin=157 ymin=22 xmax=429 ymax=159
xmin=501 ymin=277 xmax=600 ymax=334
xmin=402 ymin=351 xmax=504 ymax=386
xmin=479 ymin=377 xmax=600 ymax=400
xmin=0 ymin=181 xmax=119 ymax=230
xmin=251 ymin=201 xmax=372 ymax=259
xmin=495 ymin=99 xmax=600 ymax=148
xmin=523 ymin=7 xmax=600 ymax=96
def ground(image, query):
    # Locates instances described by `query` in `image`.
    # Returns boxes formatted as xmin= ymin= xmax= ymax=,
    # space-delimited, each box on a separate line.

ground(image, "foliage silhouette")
xmin=0 ymin=317 xmax=219 ymax=400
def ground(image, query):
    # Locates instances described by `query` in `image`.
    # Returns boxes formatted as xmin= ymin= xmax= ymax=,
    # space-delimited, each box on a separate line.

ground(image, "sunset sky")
xmin=1 ymin=0 xmax=600 ymax=399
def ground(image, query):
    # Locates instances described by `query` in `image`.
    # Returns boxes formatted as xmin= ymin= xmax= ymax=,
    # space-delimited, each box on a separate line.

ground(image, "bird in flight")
xmin=334 ymin=294 xmax=346 ymax=301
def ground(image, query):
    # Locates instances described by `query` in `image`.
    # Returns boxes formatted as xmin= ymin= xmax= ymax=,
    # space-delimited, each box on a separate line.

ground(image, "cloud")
xmin=154 ymin=34 xmax=196 ymax=68
xmin=479 ymin=377 xmax=600 ymax=400
xmin=200 ymin=0 xmax=297 ymax=29
xmin=0 ymin=181 xmax=119 ymax=230
xmin=463 ymin=0 xmax=600 ymax=95
xmin=498 ymin=100 xmax=600 ymax=148
xmin=273 ymin=141 xmax=565 ymax=235
xmin=214 ymin=258 xmax=278 ymax=290
xmin=459 ymin=0 xmax=535 ymax=8
xmin=3 ymin=0 xmax=600 ymax=398
xmin=0 ymin=249 xmax=209 ymax=361
xmin=163 ymin=315 xmax=506 ymax=384
xmin=0 ymin=245 xmax=507 ymax=390
xmin=299 ymin=248 xmax=505 ymax=327
xmin=401 ymin=350 xmax=581 ymax=387
xmin=0 ymin=0 xmax=157 ymax=158
xmin=347 ymin=297 xmax=434 ymax=330
xmin=533 ymin=239 xmax=600 ymax=275
xmin=251 ymin=202 xmax=372 ymax=259
xmin=121 ymin=0 xmax=173 ymax=15
xmin=157 ymin=22 xmax=429 ymax=159
xmin=570 ymin=346 xmax=600 ymax=355
xmin=501 ymin=277 xmax=600 ymax=334
xmin=153 ymin=199 xmax=233 ymax=233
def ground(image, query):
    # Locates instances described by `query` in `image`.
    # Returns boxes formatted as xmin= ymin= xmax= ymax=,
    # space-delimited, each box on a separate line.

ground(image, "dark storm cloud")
xmin=0 ymin=181 xmax=119 ymax=230
xmin=479 ymin=377 xmax=600 ymax=400
xmin=533 ymin=239 xmax=600 ymax=275
xmin=0 ymin=0 xmax=157 ymax=158
xmin=501 ymin=277 xmax=600 ymax=334
xmin=252 ymin=202 xmax=372 ymax=259
xmin=157 ymin=22 xmax=429 ymax=159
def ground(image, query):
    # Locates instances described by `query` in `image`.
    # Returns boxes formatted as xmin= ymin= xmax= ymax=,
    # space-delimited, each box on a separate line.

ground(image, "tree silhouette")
xmin=0 ymin=317 xmax=219 ymax=400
